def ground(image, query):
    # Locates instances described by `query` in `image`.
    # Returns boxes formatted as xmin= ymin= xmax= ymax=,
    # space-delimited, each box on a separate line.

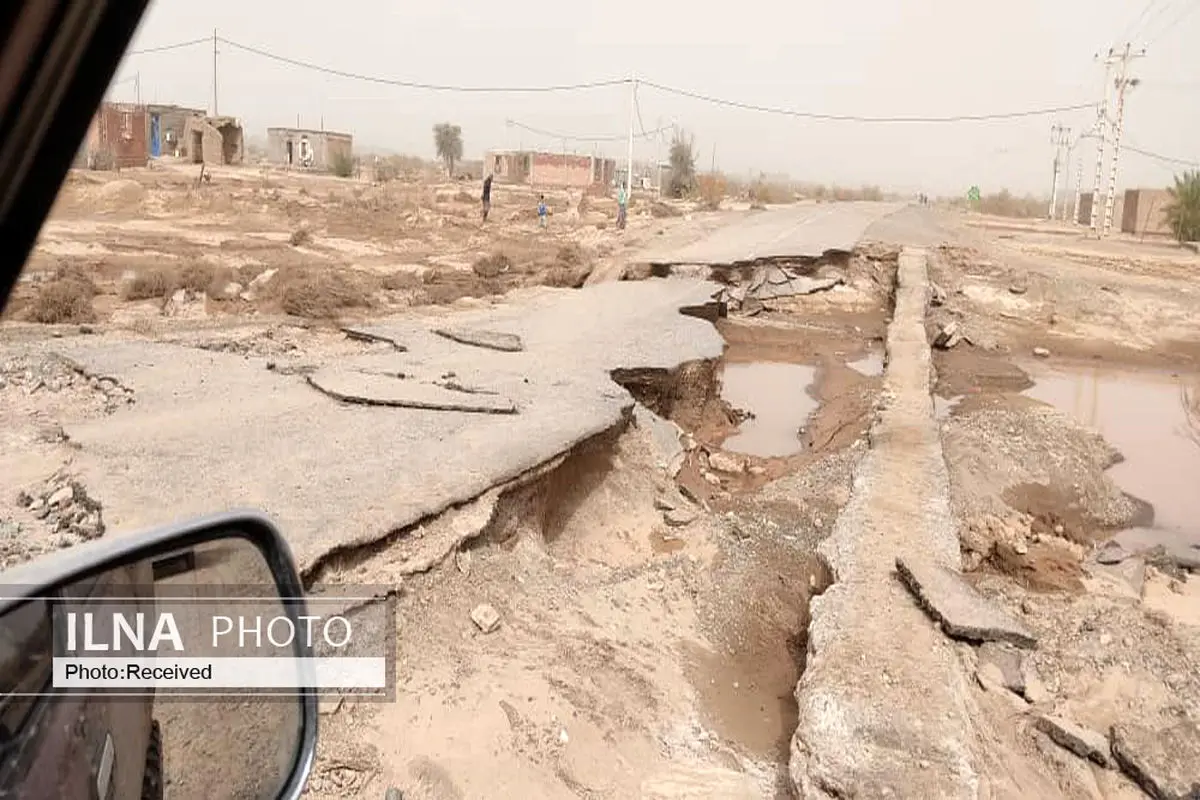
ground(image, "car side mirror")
xmin=0 ymin=512 xmax=316 ymax=800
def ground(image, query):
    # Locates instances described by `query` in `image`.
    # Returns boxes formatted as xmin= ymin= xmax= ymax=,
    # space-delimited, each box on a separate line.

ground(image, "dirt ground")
xmin=3 ymin=163 xmax=1200 ymax=799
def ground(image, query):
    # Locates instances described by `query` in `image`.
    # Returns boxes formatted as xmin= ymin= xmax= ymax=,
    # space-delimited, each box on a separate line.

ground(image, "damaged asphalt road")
xmin=6 ymin=279 xmax=724 ymax=575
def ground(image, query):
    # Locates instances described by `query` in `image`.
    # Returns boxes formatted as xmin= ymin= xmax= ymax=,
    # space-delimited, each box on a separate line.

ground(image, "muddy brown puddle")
xmin=720 ymin=362 xmax=818 ymax=458
xmin=1023 ymin=365 xmax=1200 ymax=534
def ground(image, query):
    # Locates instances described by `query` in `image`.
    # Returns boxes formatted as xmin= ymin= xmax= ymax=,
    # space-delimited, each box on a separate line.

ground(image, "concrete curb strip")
xmin=790 ymin=247 xmax=982 ymax=798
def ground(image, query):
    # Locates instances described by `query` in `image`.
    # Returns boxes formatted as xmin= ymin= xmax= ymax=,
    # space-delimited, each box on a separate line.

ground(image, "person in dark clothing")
xmin=481 ymin=174 xmax=494 ymax=222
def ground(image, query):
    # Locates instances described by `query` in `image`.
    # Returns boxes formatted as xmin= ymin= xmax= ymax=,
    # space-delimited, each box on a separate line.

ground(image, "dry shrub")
xmin=749 ymin=181 xmax=793 ymax=204
xmin=381 ymin=271 xmax=422 ymax=291
xmin=542 ymin=266 xmax=589 ymax=288
xmin=454 ymin=190 xmax=474 ymax=204
xmin=419 ymin=269 xmax=504 ymax=305
xmin=696 ymin=175 xmax=726 ymax=211
xmin=650 ymin=201 xmax=682 ymax=218
xmin=978 ymin=190 xmax=1045 ymax=219
xmin=175 ymin=262 xmax=217 ymax=294
xmin=121 ymin=270 xmax=172 ymax=300
xmin=289 ymin=226 xmax=312 ymax=246
xmin=472 ymin=252 xmax=512 ymax=278
xmin=28 ymin=279 xmax=96 ymax=324
xmin=555 ymin=243 xmax=587 ymax=267
xmin=279 ymin=270 xmax=371 ymax=319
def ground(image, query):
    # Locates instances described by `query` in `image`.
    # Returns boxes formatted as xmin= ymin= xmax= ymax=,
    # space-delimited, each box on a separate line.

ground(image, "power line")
xmin=1142 ymin=0 xmax=1200 ymax=46
xmin=123 ymin=34 xmax=1100 ymax=122
xmin=1120 ymin=0 xmax=1168 ymax=41
xmin=504 ymin=118 xmax=671 ymax=143
xmin=639 ymin=79 xmax=1096 ymax=122
xmin=1124 ymin=141 xmax=1200 ymax=167
xmin=125 ymin=36 xmax=211 ymax=56
xmin=218 ymin=37 xmax=628 ymax=93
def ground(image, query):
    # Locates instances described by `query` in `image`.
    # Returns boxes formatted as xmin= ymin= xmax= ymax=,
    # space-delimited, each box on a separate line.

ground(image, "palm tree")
xmin=433 ymin=123 xmax=463 ymax=177
xmin=1164 ymin=170 xmax=1200 ymax=243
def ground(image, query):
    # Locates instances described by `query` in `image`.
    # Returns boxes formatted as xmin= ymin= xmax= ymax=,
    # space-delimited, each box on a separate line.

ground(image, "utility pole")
xmin=1089 ymin=48 xmax=1117 ymax=235
xmin=625 ymin=73 xmax=636 ymax=196
xmin=211 ymin=28 xmax=219 ymax=116
xmin=1102 ymin=42 xmax=1145 ymax=238
xmin=1048 ymin=123 xmax=1070 ymax=219
xmin=1071 ymin=135 xmax=1085 ymax=225
xmin=1061 ymin=138 xmax=1074 ymax=221
xmin=134 ymin=72 xmax=141 ymax=105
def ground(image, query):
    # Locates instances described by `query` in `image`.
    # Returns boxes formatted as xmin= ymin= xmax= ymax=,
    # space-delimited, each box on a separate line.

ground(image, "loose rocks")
xmin=470 ymin=603 xmax=501 ymax=634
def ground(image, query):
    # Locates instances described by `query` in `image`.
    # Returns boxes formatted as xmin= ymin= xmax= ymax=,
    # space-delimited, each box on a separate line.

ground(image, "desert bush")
xmin=381 ymin=271 xmax=422 ymax=291
xmin=650 ymin=201 xmax=682 ymax=218
xmin=695 ymin=174 xmax=727 ymax=210
xmin=175 ymin=262 xmax=217 ymax=294
xmin=542 ymin=266 xmax=589 ymax=288
xmin=28 ymin=279 xmax=96 ymax=323
xmin=749 ymin=181 xmax=793 ymax=204
xmin=280 ymin=270 xmax=371 ymax=319
xmin=555 ymin=243 xmax=587 ymax=267
xmin=289 ymin=226 xmax=312 ymax=246
xmin=472 ymin=252 xmax=512 ymax=278
xmin=330 ymin=149 xmax=357 ymax=179
xmin=120 ymin=269 xmax=172 ymax=300
xmin=978 ymin=189 xmax=1045 ymax=219
xmin=668 ymin=132 xmax=697 ymax=198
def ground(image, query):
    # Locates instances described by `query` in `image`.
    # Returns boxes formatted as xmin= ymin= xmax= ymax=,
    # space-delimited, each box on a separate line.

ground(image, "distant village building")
xmin=485 ymin=150 xmax=617 ymax=189
xmin=76 ymin=101 xmax=149 ymax=170
xmin=146 ymin=104 xmax=205 ymax=158
xmin=267 ymin=127 xmax=353 ymax=172
xmin=183 ymin=115 xmax=245 ymax=165
xmin=1121 ymin=188 xmax=1175 ymax=237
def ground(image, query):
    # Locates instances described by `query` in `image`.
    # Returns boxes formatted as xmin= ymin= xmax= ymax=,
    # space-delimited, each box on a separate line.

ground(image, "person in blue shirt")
xmin=616 ymin=184 xmax=628 ymax=230
xmin=537 ymin=195 xmax=548 ymax=228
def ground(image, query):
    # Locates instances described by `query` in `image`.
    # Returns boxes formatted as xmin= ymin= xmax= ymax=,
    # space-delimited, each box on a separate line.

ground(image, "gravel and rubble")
xmin=4 ymin=470 xmax=105 ymax=568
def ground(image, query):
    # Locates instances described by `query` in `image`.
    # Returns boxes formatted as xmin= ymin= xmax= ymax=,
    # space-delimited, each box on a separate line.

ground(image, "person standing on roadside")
xmin=537 ymin=194 xmax=548 ymax=229
xmin=481 ymin=173 xmax=494 ymax=222
xmin=616 ymin=183 xmax=628 ymax=230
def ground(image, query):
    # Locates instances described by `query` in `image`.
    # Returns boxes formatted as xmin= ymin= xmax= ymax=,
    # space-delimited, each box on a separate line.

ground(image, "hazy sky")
xmin=112 ymin=0 xmax=1199 ymax=196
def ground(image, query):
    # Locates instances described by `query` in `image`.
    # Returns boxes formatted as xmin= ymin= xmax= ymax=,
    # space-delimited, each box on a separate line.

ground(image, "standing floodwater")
xmin=720 ymin=362 xmax=818 ymax=458
xmin=1023 ymin=366 xmax=1200 ymax=533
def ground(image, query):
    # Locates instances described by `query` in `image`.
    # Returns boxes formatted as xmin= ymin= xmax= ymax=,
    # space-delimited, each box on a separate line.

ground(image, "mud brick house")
xmin=146 ymin=104 xmax=205 ymax=158
xmin=267 ymin=127 xmax=353 ymax=172
xmin=486 ymin=150 xmax=617 ymax=189
xmin=76 ymin=101 xmax=149 ymax=169
xmin=183 ymin=115 xmax=245 ymax=165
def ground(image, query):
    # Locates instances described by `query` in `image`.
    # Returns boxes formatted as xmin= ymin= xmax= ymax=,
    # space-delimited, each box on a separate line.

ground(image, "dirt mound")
xmin=943 ymin=394 xmax=1144 ymax=577
xmin=87 ymin=178 xmax=146 ymax=212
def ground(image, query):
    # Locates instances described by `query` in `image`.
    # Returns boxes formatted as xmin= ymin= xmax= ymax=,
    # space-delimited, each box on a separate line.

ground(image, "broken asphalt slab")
xmin=433 ymin=327 xmax=524 ymax=352
xmin=306 ymin=368 xmax=517 ymax=414
xmin=639 ymin=202 xmax=904 ymax=266
xmin=896 ymin=557 xmax=1037 ymax=648
xmin=1111 ymin=720 xmax=1200 ymax=799
xmin=20 ymin=279 xmax=724 ymax=576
